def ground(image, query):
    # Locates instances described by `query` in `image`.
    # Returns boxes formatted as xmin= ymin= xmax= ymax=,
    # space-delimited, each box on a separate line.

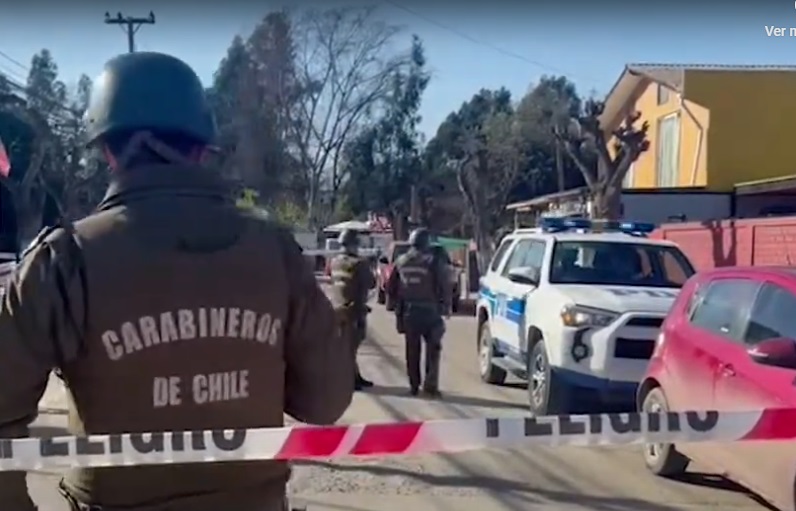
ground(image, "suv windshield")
xmin=549 ymin=240 xmax=695 ymax=288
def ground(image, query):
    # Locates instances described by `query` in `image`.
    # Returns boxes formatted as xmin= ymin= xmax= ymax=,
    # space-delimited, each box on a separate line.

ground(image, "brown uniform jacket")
xmin=327 ymin=253 xmax=375 ymax=315
xmin=0 ymin=165 xmax=354 ymax=511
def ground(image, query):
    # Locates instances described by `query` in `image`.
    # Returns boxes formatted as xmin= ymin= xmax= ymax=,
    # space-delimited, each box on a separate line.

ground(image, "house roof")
xmin=600 ymin=63 xmax=796 ymax=128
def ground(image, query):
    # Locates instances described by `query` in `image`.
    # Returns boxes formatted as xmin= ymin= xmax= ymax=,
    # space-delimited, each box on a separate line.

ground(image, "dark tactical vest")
xmin=395 ymin=250 xmax=437 ymax=304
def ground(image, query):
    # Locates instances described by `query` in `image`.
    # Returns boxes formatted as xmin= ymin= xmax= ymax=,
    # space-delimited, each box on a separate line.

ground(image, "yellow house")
xmin=600 ymin=64 xmax=796 ymax=193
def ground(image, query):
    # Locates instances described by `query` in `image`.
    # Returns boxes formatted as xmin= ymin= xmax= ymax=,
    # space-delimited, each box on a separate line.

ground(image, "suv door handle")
xmin=720 ymin=363 xmax=736 ymax=377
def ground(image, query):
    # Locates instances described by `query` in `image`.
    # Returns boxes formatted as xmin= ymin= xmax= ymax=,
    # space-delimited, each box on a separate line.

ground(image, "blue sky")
xmin=0 ymin=1 xmax=794 ymax=137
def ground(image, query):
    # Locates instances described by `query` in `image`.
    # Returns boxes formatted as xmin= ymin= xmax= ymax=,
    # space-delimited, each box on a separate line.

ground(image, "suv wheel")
xmin=478 ymin=322 xmax=507 ymax=384
xmin=528 ymin=339 xmax=573 ymax=415
xmin=641 ymin=387 xmax=690 ymax=476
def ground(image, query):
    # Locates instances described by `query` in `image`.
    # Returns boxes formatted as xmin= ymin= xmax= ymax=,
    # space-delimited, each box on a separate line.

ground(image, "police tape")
xmin=3 ymin=408 xmax=795 ymax=471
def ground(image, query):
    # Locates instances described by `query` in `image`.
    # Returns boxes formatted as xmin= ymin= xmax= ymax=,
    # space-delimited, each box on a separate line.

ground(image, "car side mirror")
xmin=379 ymin=256 xmax=389 ymax=265
xmin=507 ymin=267 xmax=539 ymax=286
xmin=748 ymin=337 xmax=796 ymax=370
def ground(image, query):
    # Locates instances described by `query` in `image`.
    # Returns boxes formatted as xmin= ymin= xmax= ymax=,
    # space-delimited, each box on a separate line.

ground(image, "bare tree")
xmin=286 ymin=6 xmax=408 ymax=224
xmin=555 ymin=99 xmax=649 ymax=220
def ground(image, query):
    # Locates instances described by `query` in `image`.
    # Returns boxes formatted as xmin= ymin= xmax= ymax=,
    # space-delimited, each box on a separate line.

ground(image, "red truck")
xmin=376 ymin=241 xmax=461 ymax=312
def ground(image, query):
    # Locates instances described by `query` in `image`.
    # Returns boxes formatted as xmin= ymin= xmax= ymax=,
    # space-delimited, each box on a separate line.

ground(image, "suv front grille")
xmin=614 ymin=338 xmax=655 ymax=359
xmin=625 ymin=316 xmax=664 ymax=328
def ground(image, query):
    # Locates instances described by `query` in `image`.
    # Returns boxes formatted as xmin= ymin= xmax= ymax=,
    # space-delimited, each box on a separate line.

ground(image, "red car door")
xmin=673 ymin=276 xmax=760 ymax=466
xmin=712 ymin=278 xmax=796 ymax=510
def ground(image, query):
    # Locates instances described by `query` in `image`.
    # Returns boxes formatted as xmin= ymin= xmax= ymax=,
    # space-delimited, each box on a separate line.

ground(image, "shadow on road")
xmin=360 ymin=325 xmax=764 ymax=511
xmin=366 ymin=384 xmax=527 ymax=411
xmin=671 ymin=473 xmax=776 ymax=510
xmin=299 ymin=460 xmax=692 ymax=511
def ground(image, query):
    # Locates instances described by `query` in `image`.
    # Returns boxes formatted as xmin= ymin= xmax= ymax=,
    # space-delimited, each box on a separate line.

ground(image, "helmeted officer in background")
xmin=328 ymin=228 xmax=376 ymax=390
xmin=0 ymin=51 xmax=353 ymax=511
xmin=386 ymin=227 xmax=450 ymax=397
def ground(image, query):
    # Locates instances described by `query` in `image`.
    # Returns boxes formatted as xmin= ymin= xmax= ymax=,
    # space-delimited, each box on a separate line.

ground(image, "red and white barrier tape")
xmin=3 ymin=409 xmax=795 ymax=471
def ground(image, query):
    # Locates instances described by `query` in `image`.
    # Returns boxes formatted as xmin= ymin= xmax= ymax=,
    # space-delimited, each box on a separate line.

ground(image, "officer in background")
xmin=0 ymin=52 xmax=353 ymax=511
xmin=386 ymin=227 xmax=450 ymax=397
xmin=329 ymin=228 xmax=376 ymax=390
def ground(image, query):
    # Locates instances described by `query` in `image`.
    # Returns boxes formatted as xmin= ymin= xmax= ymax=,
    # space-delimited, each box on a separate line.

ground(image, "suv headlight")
xmin=560 ymin=304 xmax=618 ymax=328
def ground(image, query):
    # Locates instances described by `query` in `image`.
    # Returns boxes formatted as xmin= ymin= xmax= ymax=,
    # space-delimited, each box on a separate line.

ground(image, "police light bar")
xmin=539 ymin=217 xmax=656 ymax=236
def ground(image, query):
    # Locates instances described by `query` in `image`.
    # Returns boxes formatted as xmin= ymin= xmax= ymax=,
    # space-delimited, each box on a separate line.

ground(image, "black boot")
xmin=355 ymin=374 xmax=373 ymax=390
xmin=422 ymin=387 xmax=442 ymax=399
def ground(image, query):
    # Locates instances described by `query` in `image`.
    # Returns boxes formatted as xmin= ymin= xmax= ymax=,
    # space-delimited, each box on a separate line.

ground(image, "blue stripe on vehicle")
xmin=480 ymin=286 xmax=525 ymax=325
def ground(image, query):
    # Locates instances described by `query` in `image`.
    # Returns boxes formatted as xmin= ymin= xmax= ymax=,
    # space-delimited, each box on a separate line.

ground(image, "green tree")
xmin=340 ymin=35 xmax=430 ymax=239
xmin=424 ymin=88 xmax=520 ymax=270
xmin=513 ymin=75 xmax=586 ymax=199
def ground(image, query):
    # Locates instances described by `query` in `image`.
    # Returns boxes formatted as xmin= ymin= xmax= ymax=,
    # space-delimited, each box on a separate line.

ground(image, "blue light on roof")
xmin=538 ymin=217 xmax=656 ymax=236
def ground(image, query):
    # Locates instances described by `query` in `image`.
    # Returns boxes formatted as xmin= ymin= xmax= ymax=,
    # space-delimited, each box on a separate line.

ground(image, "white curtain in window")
xmin=657 ymin=115 xmax=680 ymax=187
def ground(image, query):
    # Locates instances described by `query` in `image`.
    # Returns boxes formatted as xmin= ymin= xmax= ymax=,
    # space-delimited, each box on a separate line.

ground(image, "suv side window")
xmin=690 ymin=278 xmax=760 ymax=340
xmin=489 ymin=239 xmax=513 ymax=273
xmin=744 ymin=283 xmax=796 ymax=345
xmin=501 ymin=239 xmax=541 ymax=277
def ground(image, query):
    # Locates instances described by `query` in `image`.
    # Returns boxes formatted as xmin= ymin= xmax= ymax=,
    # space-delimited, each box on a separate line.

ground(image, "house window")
xmin=623 ymin=162 xmax=637 ymax=188
xmin=657 ymin=84 xmax=670 ymax=105
xmin=656 ymin=113 xmax=681 ymax=188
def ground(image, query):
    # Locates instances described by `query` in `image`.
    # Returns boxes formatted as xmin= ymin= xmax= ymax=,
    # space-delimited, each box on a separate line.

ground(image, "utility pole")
xmin=104 ymin=11 xmax=156 ymax=53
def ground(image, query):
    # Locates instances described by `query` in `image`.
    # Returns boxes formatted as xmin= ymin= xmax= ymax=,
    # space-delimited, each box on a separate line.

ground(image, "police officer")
xmin=386 ymin=227 xmax=451 ymax=397
xmin=329 ymin=228 xmax=376 ymax=390
xmin=0 ymin=52 xmax=354 ymax=511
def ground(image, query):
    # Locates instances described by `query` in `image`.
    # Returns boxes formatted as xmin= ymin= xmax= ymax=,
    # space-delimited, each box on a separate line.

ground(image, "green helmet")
xmin=338 ymin=229 xmax=360 ymax=249
xmin=84 ymin=52 xmax=216 ymax=146
xmin=408 ymin=227 xmax=431 ymax=250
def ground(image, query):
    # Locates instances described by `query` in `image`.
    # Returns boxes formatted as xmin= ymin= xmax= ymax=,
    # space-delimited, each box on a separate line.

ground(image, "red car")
xmin=639 ymin=266 xmax=796 ymax=511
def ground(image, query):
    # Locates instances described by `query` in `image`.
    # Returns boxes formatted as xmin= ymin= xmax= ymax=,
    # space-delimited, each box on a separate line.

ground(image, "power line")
xmin=104 ymin=11 xmax=156 ymax=53
xmin=383 ymin=1 xmax=597 ymax=84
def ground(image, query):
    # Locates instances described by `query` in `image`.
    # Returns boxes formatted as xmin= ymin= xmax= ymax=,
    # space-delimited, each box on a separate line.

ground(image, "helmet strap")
xmin=115 ymin=131 xmax=194 ymax=170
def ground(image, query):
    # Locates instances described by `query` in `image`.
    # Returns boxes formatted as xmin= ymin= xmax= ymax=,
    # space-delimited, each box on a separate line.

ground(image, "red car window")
xmin=744 ymin=283 xmax=796 ymax=344
xmin=689 ymin=278 xmax=760 ymax=340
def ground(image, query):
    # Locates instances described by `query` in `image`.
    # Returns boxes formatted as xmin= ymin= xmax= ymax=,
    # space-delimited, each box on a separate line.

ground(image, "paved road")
xmin=29 ymin=304 xmax=770 ymax=510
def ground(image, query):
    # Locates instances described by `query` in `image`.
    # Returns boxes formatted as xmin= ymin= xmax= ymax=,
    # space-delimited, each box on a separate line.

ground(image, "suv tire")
xmin=528 ymin=339 xmax=574 ymax=415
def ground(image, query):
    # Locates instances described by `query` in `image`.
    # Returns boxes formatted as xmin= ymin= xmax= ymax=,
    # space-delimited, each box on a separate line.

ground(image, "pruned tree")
xmin=286 ymin=6 xmax=409 ymax=224
xmin=555 ymin=99 xmax=649 ymax=220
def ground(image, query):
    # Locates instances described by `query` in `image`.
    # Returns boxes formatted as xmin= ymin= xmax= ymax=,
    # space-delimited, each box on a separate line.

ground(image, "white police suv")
xmin=476 ymin=218 xmax=696 ymax=415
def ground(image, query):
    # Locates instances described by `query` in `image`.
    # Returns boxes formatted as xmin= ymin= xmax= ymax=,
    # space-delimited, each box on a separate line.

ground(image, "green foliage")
xmin=271 ymin=200 xmax=308 ymax=228
xmin=341 ymin=35 xmax=430 ymax=223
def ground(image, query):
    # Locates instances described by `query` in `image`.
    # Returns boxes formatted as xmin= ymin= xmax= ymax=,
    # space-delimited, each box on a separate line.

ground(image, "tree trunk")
xmin=590 ymin=183 xmax=623 ymax=220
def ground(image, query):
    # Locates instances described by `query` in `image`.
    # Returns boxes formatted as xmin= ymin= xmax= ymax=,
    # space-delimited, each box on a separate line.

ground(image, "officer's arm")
xmin=435 ymin=258 xmax=452 ymax=312
xmin=0 ymin=240 xmax=81 ymax=510
xmin=282 ymin=231 xmax=354 ymax=424
xmin=386 ymin=260 xmax=401 ymax=302
xmin=360 ymin=259 xmax=376 ymax=291
xmin=363 ymin=263 xmax=376 ymax=290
